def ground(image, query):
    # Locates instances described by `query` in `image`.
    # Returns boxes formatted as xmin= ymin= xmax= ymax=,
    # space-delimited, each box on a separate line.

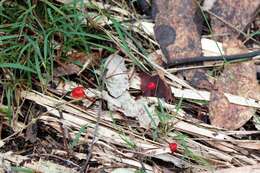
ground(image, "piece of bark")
xmin=153 ymin=0 xmax=212 ymax=90
xmin=209 ymin=40 xmax=260 ymax=130
xmin=210 ymin=0 xmax=260 ymax=41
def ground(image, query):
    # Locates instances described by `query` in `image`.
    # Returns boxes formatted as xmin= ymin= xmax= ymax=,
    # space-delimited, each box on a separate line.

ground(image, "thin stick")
xmin=81 ymin=69 xmax=106 ymax=173
xmin=58 ymin=109 xmax=70 ymax=157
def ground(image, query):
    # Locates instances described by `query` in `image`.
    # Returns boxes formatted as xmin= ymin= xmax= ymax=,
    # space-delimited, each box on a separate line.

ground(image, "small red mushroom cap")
xmin=146 ymin=82 xmax=156 ymax=90
xmin=71 ymin=86 xmax=86 ymax=98
xmin=169 ymin=143 xmax=177 ymax=153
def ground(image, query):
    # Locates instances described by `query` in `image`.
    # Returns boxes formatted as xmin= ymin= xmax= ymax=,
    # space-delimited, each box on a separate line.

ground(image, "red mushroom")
xmin=71 ymin=86 xmax=86 ymax=99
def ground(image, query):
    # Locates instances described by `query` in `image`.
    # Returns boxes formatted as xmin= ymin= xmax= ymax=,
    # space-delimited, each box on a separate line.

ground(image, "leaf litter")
xmin=104 ymin=54 xmax=159 ymax=128
xmin=0 ymin=0 xmax=260 ymax=173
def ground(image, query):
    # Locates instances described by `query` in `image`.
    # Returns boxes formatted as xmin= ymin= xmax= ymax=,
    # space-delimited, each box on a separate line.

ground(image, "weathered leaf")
xmin=139 ymin=72 xmax=173 ymax=101
xmin=54 ymin=51 xmax=100 ymax=77
xmin=53 ymin=63 xmax=81 ymax=77
xmin=104 ymin=54 xmax=159 ymax=128
xmin=209 ymin=41 xmax=260 ymax=129
xmin=105 ymin=54 xmax=129 ymax=98
xmin=106 ymin=90 xmax=159 ymax=129
xmin=210 ymin=0 xmax=260 ymax=40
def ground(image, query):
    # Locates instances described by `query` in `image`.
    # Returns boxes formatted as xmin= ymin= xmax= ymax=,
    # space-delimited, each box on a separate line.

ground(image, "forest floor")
xmin=0 ymin=1 xmax=260 ymax=173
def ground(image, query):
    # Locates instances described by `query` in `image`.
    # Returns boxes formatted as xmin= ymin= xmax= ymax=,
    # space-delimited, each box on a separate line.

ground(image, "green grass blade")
xmin=0 ymin=63 xmax=36 ymax=73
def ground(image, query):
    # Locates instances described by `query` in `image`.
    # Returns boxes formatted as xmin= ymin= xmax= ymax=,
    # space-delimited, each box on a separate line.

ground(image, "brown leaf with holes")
xmin=209 ymin=40 xmax=260 ymax=130
xmin=139 ymin=72 xmax=173 ymax=102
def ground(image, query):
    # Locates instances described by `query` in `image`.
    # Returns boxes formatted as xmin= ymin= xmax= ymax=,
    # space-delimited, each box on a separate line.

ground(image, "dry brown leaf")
xmin=153 ymin=0 xmax=213 ymax=90
xmin=210 ymin=0 xmax=260 ymax=40
xmin=236 ymin=141 xmax=260 ymax=150
xmin=209 ymin=40 xmax=260 ymax=129
xmin=153 ymin=0 xmax=202 ymax=61
xmin=53 ymin=63 xmax=81 ymax=77
xmin=25 ymin=123 xmax=38 ymax=143
xmin=139 ymin=72 xmax=173 ymax=101
xmin=130 ymin=72 xmax=260 ymax=108
xmin=54 ymin=51 xmax=100 ymax=77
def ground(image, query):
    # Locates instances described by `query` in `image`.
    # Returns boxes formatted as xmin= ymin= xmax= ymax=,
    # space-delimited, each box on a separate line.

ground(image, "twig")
xmin=81 ymin=100 xmax=102 ymax=173
xmin=81 ymin=68 xmax=107 ymax=173
xmin=58 ymin=109 xmax=71 ymax=157
xmin=29 ymin=153 xmax=81 ymax=169
xmin=164 ymin=50 xmax=260 ymax=67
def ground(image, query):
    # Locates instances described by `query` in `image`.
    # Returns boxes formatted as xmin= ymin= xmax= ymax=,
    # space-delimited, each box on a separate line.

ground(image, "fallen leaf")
xmin=53 ymin=51 xmax=100 ymax=77
xmin=153 ymin=0 xmax=213 ymax=90
xmin=53 ymin=63 xmax=81 ymax=77
xmin=25 ymin=123 xmax=38 ymax=143
xmin=210 ymin=0 xmax=260 ymax=40
xmin=209 ymin=40 xmax=260 ymax=129
xmin=105 ymin=54 xmax=129 ymax=98
xmin=153 ymin=0 xmax=202 ymax=61
xmin=236 ymin=141 xmax=260 ymax=150
xmin=139 ymin=72 xmax=173 ymax=101
xmin=104 ymin=54 xmax=159 ymax=128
